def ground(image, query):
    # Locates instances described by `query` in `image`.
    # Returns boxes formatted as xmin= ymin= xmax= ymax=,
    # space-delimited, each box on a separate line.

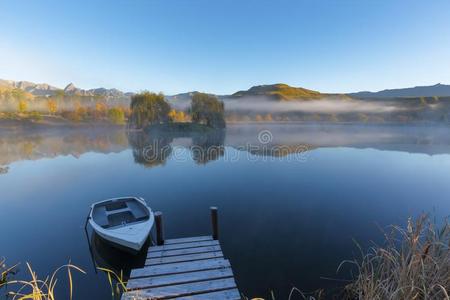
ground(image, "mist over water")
xmin=224 ymin=97 xmax=404 ymax=114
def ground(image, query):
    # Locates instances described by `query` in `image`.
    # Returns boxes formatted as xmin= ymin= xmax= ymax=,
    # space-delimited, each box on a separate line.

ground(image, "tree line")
xmin=0 ymin=87 xmax=226 ymax=128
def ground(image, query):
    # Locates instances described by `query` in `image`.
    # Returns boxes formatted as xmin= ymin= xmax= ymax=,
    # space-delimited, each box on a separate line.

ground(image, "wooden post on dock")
xmin=210 ymin=206 xmax=219 ymax=240
xmin=155 ymin=211 xmax=164 ymax=245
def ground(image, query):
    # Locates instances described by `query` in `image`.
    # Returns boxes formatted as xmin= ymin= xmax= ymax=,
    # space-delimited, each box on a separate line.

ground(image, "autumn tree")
xmin=168 ymin=109 xmax=186 ymax=122
xmin=94 ymin=102 xmax=108 ymax=120
xmin=47 ymin=99 xmax=58 ymax=115
xmin=18 ymin=100 xmax=28 ymax=113
xmin=130 ymin=92 xmax=171 ymax=129
xmin=191 ymin=93 xmax=225 ymax=129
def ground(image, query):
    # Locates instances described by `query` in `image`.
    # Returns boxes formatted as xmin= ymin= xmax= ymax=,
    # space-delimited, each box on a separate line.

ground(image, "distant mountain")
xmin=166 ymin=91 xmax=209 ymax=110
xmin=3 ymin=78 xmax=450 ymax=102
xmin=0 ymin=79 xmax=128 ymax=98
xmin=63 ymin=83 xmax=126 ymax=98
xmin=231 ymin=84 xmax=322 ymax=100
xmin=349 ymin=83 xmax=450 ymax=98
xmin=0 ymin=79 xmax=59 ymax=96
xmin=166 ymin=91 xmax=200 ymax=103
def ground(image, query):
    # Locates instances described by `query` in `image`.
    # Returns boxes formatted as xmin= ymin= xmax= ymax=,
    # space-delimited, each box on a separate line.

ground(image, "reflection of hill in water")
xmin=1 ymin=125 xmax=450 ymax=172
xmin=225 ymin=124 xmax=450 ymax=156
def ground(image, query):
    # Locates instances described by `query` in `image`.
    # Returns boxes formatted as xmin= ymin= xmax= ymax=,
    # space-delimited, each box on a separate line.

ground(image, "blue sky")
xmin=1 ymin=0 xmax=450 ymax=94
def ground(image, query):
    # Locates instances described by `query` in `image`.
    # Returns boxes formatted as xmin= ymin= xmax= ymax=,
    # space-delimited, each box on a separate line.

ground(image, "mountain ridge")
xmin=349 ymin=83 xmax=450 ymax=98
xmin=0 ymin=79 xmax=129 ymax=98
xmin=2 ymin=78 xmax=450 ymax=100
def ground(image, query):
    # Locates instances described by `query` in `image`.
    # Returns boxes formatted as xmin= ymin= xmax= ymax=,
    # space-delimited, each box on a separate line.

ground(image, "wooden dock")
xmin=121 ymin=208 xmax=241 ymax=299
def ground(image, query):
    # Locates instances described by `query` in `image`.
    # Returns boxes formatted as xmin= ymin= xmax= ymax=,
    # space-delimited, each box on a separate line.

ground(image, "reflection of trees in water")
xmin=128 ymin=129 xmax=226 ymax=167
xmin=0 ymin=129 xmax=128 ymax=167
xmin=127 ymin=131 xmax=173 ymax=168
xmin=191 ymin=130 xmax=225 ymax=164
xmin=0 ymin=166 xmax=9 ymax=174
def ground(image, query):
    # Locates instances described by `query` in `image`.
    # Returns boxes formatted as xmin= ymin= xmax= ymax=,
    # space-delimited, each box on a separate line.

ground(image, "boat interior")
xmin=92 ymin=198 xmax=150 ymax=229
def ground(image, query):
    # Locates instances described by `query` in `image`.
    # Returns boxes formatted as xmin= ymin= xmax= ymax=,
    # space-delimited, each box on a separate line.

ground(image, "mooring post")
xmin=155 ymin=211 xmax=164 ymax=245
xmin=210 ymin=206 xmax=219 ymax=240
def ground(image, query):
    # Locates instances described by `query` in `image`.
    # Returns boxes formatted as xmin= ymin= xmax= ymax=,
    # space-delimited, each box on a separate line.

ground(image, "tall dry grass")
xmin=340 ymin=215 xmax=449 ymax=300
xmin=1 ymin=261 xmax=85 ymax=300
xmin=1 ymin=257 xmax=18 ymax=287
xmin=247 ymin=215 xmax=449 ymax=300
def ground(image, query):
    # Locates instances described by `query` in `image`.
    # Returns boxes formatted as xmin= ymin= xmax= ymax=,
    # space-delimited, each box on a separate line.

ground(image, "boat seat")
xmin=105 ymin=201 xmax=127 ymax=211
xmin=92 ymin=206 xmax=109 ymax=228
xmin=127 ymin=201 xmax=148 ymax=220
xmin=92 ymin=198 xmax=150 ymax=229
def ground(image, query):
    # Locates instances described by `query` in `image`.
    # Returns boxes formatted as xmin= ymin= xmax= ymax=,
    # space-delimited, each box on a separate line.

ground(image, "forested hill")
xmin=230 ymin=84 xmax=322 ymax=100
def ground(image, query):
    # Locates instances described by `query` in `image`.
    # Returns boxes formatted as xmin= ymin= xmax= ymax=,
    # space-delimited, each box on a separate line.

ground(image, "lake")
xmin=1 ymin=124 xmax=449 ymax=299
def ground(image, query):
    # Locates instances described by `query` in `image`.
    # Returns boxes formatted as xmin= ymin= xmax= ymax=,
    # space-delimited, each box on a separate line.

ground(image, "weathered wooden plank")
xmin=122 ymin=278 xmax=237 ymax=299
xmin=146 ymin=251 xmax=224 ymax=266
xmin=126 ymin=267 xmax=234 ymax=290
xmin=164 ymin=236 xmax=213 ymax=245
xmin=172 ymin=288 xmax=241 ymax=299
xmin=147 ymin=245 xmax=222 ymax=259
xmin=130 ymin=258 xmax=230 ymax=279
xmin=148 ymin=240 xmax=219 ymax=252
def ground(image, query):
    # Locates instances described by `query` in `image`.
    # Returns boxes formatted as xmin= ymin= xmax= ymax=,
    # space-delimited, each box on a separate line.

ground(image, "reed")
xmin=3 ymin=261 xmax=85 ymax=300
xmin=96 ymin=267 xmax=128 ymax=298
xmin=247 ymin=216 xmax=449 ymax=300
xmin=340 ymin=215 xmax=449 ymax=300
xmin=0 ymin=257 xmax=18 ymax=287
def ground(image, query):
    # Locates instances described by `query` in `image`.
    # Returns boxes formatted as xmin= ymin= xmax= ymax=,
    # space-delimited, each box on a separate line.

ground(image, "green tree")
xmin=191 ymin=93 xmax=225 ymax=129
xmin=130 ymin=92 xmax=171 ymax=129
xmin=11 ymin=88 xmax=28 ymax=101
xmin=108 ymin=107 xmax=125 ymax=124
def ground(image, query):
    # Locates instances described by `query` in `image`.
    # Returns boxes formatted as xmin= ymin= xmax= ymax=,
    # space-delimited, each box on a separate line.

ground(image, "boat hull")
xmin=94 ymin=228 xmax=149 ymax=254
xmin=88 ymin=197 xmax=154 ymax=253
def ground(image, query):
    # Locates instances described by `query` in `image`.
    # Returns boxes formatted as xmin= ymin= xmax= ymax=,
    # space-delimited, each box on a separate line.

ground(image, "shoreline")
xmin=2 ymin=116 xmax=450 ymax=131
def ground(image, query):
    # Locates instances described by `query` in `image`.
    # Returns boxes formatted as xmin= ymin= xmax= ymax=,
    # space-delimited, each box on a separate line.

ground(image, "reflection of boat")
xmin=88 ymin=197 xmax=154 ymax=252
xmin=89 ymin=231 xmax=148 ymax=277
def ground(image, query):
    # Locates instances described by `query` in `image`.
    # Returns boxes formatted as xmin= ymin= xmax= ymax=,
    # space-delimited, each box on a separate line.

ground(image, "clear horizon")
xmin=1 ymin=0 xmax=450 ymax=94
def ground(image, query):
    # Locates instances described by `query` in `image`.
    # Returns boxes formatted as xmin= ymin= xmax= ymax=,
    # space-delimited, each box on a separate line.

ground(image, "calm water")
xmin=1 ymin=124 xmax=450 ymax=299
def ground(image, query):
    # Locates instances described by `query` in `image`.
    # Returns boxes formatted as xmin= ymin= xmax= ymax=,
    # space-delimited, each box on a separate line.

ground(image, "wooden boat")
xmin=88 ymin=197 xmax=154 ymax=252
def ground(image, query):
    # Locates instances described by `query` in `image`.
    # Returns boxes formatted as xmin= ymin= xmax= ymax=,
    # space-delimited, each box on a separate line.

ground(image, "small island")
xmin=128 ymin=91 xmax=225 ymax=132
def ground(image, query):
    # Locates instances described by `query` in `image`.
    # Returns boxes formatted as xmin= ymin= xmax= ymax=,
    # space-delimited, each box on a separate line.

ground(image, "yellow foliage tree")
xmin=47 ymin=99 xmax=58 ymax=115
xmin=94 ymin=102 xmax=108 ymax=119
xmin=18 ymin=100 xmax=28 ymax=113
xmin=255 ymin=114 xmax=263 ymax=122
xmin=168 ymin=109 xmax=186 ymax=122
xmin=176 ymin=111 xmax=186 ymax=122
